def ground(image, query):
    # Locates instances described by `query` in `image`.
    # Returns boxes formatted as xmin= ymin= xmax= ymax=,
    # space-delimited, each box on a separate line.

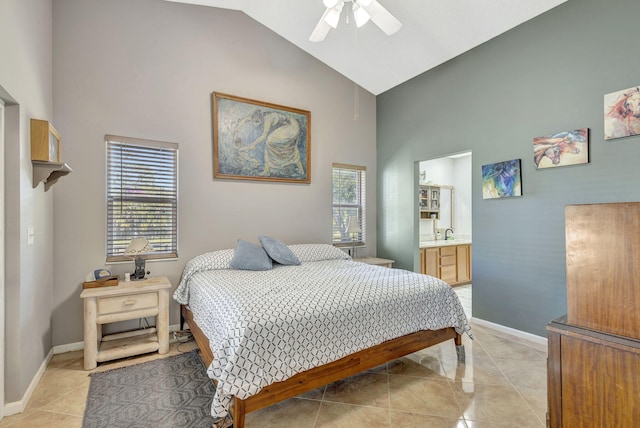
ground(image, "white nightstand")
xmin=354 ymin=257 xmax=395 ymax=268
xmin=80 ymin=276 xmax=171 ymax=370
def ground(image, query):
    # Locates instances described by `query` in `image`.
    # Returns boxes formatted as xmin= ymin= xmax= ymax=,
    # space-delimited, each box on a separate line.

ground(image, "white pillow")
xmin=288 ymin=244 xmax=350 ymax=263
xmin=187 ymin=248 xmax=235 ymax=271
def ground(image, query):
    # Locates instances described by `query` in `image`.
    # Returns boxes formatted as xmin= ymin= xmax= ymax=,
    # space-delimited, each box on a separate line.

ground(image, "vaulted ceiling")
xmin=163 ymin=0 xmax=566 ymax=95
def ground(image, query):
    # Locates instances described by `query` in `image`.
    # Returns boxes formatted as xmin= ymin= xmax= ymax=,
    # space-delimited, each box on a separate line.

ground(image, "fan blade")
xmin=362 ymin=1 xmax=402 ymax=35
xmin=309 ymin=9 xmax=332 ymax=42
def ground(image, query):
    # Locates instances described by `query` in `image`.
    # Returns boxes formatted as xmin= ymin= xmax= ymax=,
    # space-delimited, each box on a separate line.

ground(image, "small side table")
xmin=80 ymin=276 xmax=171 ymax=370
xmin=354 ymin=257 xmax=395 ymax=268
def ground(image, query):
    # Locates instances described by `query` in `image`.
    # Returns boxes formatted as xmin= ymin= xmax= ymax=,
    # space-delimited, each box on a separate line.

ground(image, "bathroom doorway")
xmin=418 ymin=151 xmax=472 ymax=317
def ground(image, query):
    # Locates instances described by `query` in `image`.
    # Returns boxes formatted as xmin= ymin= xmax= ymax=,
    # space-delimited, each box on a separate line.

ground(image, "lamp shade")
xmin=347 ymin=216 xmax=362 ymax=234
xmin=353 ymin=4 xmax=370 ymax=27
xmin=324 ymin=6 xmax=342 ymax=28
xmin=124 ymin=237 xmax=153 ymax=256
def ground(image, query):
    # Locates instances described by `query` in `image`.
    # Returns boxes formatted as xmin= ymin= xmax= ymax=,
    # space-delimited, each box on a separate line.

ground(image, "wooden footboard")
xmin=181 ymin=304 xmax=213 ymax=366
xmin=181 ymin=305 xmax=462 ymax=428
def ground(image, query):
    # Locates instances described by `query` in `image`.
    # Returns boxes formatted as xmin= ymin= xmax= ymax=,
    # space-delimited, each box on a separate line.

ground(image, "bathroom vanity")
xmin=420 ymin=240 xmax=471 ymax=286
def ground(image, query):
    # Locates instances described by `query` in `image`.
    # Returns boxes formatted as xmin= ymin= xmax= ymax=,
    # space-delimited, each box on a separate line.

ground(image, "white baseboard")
xmin=470 ymin=317 xmax=548 ymax=352
xmin=3 ymin=348 xmax=54 ymax=417
xmin=3 ymin=323 xmax=185 ymax=418
xmin=53 ymin=341 xmax=84 ymax=354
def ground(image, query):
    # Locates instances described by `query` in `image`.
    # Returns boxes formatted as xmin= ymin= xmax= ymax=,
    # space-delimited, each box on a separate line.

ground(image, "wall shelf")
xmin=31 ymin=118 xmax=72 ymax=190
xmin=32 ymin=161 xmax=72 ymax=191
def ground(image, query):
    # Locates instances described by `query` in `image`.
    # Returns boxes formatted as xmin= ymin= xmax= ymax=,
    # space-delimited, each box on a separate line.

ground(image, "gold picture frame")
xmin=212 ymin=92 xmax=311 ymax=184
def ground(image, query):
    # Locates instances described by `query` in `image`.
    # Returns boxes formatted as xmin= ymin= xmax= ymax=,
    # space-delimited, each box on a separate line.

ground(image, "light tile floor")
xmin=454 ymin=283 xmax=472 ymax=319
xmin=1 ymin=285 xmax=548 ymax=428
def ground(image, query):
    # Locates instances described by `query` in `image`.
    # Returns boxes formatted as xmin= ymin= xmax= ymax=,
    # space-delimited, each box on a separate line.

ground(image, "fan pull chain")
xmin=353 ymin=14 xmax=360 ymax=121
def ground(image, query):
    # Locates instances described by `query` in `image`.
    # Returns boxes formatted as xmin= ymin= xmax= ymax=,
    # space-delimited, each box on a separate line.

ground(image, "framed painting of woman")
xmin=213 ymin=92 xmax=311 ymax=184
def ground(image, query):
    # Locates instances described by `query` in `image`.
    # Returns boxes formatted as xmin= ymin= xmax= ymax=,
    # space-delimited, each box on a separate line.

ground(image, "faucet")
xmin=445 ymin=228 xmax=454 ymax=240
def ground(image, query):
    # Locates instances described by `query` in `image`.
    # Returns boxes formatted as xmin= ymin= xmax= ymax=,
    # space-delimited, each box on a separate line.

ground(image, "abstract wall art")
xmin=533 ymin=128 xmax=589 ymax=169
xmin=604 ymin=86 xmax=640 ymax=140
xmin=482 ymin=159 xmax=522 ymax=199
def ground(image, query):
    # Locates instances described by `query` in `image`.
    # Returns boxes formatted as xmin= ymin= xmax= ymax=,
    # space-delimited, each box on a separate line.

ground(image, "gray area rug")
xmin=83 ymin=350 xmax=217 ymax=428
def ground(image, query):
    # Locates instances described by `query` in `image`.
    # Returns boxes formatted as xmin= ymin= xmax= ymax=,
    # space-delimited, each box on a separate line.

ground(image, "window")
xmin=332 ymin=163 xmax=366 ymax=246
xmin=106 ymin=135 xmax=178 ymax=262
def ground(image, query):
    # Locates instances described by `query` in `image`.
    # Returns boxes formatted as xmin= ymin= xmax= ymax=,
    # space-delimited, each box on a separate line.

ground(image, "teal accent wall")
xmin=377 ymin=0 xmax=640 ymax=336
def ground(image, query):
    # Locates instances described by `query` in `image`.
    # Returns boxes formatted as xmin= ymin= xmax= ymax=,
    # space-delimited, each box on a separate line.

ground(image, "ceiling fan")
xmin=309 ymin=0 xmax=402 ymax=42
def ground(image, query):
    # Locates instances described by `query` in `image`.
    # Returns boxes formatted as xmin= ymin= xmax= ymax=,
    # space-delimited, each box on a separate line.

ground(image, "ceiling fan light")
xmin=323 ymin=0 xmax=340 ymax=8
xmin=324 ymin=6 xmax=342 ymax=28
xmin=353 ymin=5 xmax=370 ymax=27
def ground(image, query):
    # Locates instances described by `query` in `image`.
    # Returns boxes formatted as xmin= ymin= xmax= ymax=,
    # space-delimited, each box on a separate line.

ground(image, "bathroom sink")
xmin=420 ymin=239 xmax=472 ymax=248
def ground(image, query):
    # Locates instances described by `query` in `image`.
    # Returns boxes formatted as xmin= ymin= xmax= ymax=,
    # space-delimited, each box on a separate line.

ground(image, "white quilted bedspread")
xmin=173 ymin=245 xmax=472 ymax=419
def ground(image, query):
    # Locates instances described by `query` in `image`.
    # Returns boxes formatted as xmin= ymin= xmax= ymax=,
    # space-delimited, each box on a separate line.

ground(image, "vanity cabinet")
xmin=456 ymin=244 xmax=471 ymax=283
xmin=420 ymin=244 xmax=471 ymax=286
xmin=421 ymin=247 xmax=438 ymax=278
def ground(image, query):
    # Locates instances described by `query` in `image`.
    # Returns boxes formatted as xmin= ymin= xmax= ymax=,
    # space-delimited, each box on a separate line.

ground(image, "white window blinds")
xmin=106 ymin=135 xmax=178 ymax=262
xmin=332 ymin=163 xmax=366 ymax=246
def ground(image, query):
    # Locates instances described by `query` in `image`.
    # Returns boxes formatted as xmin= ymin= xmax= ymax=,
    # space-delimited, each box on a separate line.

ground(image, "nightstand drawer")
xmin=98 ymin=292 xmax=158 ymax=315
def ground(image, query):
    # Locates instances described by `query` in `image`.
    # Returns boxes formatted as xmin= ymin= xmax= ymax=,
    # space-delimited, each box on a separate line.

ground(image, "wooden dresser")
xmin=547 ymin=203 xmax=640 ymax=427
xmin=547 ymin=317 xmax=640 ymax=427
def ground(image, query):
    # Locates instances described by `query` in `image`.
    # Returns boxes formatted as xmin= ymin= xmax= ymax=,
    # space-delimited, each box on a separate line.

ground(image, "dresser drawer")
xmin=98 ymin=292 xmax=158 ymax=315
xmin=440 ymin=255 xmax=456 ymax=266
xmin=440 ymin=246 xmax=456 ymax=256
xmin=441 ymin=265 xmax=457 ymax=282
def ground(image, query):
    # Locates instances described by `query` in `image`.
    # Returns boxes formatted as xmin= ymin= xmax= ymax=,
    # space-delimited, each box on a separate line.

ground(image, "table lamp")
xmin=346 ymin=216 xmax=362 ymax=259
xmin=124 ymin=237 xmax=153 ymax=280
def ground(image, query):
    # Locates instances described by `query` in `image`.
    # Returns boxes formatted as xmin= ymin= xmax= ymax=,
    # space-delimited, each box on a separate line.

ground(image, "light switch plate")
xmin=27 ymin=227 xmax=34 ymax=245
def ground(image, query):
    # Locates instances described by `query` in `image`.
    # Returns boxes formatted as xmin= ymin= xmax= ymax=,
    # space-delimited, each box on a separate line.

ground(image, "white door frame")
xmin=0 ymin=96 xmax=5 ymax=421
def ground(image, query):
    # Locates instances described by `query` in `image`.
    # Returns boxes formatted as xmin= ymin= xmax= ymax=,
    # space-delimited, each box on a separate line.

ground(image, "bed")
xmin=174 ymin=243 xmax=473 ymax=428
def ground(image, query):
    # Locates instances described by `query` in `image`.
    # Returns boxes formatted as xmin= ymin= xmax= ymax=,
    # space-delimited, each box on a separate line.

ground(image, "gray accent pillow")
xmin=230 ymin=240 xmax=273 ymax=271
xmin=258 ymin=236 xmax=301 ymax=266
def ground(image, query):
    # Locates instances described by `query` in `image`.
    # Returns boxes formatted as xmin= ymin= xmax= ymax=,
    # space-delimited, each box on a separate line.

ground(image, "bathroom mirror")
xmin=438 ymin=186 xmax=454 ymax=230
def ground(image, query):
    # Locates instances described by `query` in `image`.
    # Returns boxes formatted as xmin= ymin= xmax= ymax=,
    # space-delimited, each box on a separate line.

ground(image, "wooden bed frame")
xmin=181 ymin=305 xmax=464 ymax=428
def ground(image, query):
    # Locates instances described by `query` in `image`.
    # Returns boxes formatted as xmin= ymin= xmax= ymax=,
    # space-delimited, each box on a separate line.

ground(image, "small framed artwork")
xmin=604 ymin=86 xmax=640 ymax=140
xmin=533 ymin=128 xmax=589 ymax=169
xmin=31 ymin=119 xmax=62 ymax=163
xmin=213 ymin=92 xmax=311 ymax=183
xmin=482 ymin=159 xmax=522 ymax=199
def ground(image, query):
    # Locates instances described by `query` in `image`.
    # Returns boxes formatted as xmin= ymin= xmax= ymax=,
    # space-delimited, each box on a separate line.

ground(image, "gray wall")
xmin=0 ymin=0 xmax=55 ymax=403
xmin=377 ymin=0 xmax=640 ymax=337
xmin=52 ymin=0 xmax=377 ymax=345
